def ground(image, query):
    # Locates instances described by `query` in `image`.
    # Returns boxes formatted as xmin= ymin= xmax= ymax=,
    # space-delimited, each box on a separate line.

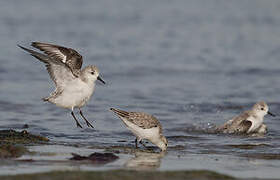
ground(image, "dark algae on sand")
xmin=0 ymin=130 xmax=49 ymax=158
xmin=0 ymin=144 xmax=28 ymax=158
xmin=0 ymin=130 xmax=49 ymax=144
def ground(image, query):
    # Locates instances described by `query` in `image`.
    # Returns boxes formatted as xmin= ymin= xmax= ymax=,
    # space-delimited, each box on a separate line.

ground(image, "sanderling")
xmin=18 ymin=42 xmax=105 ymax=128
xmin=217 ymin=101 xmax=275 ymax=134
xmin=110 ymin=108 xmax=168 ymax=151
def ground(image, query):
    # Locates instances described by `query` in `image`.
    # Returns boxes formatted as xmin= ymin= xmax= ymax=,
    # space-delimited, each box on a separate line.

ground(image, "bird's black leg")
xmin=140 ymin=140 xmax=147 ymax=148
xmin=71 ymin=111 xmax=83 ymax=128
xmin=135 ymin=138 xmax=138 ymax=148
xmin=79 ymin=109 xmax=94 ymax=128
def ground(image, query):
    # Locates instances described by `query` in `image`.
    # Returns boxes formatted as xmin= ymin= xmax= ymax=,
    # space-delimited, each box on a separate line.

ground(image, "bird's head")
xmin=82 ymin=65 xmax=105 ymax=84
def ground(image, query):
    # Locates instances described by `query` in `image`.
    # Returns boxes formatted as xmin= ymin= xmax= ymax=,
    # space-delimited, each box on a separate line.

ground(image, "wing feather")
xmin=31 ymin=42 xmax=83 ymax=72
xmin=111 ymin=108 xmax=160 ymax=129
xmin=18 ymin=45 xmax=75 ymax=90
xmin=218 ymin=111 xmax=252 ymax=133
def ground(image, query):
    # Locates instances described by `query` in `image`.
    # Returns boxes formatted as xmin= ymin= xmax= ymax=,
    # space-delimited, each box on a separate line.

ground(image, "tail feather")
xmin=110 ymin=108 xmax=129 ymax=118
xmin=18 ymin=44 xmax=50 ymax=63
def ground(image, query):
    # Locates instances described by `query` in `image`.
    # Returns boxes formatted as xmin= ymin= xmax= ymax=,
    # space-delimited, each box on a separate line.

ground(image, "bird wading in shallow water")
xmin=110 ymin=108 xmax=168 ymax=151
xmin=217 ymin=101 xmax=275 ymax=134
xmin=18 ymin=42 xmax=105 ymax=128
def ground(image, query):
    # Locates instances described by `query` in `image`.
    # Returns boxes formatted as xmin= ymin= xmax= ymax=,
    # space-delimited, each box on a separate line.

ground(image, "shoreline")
xmin=0 ymin=170 xmax=238 ymax=180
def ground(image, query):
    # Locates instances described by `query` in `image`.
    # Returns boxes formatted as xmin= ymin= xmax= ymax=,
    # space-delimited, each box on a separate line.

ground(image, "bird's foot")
xmin=76 ymin=122 xmax=83 ymax=128
xmin=85 ymin=120 xmax=94 ymax=128
xmin=79 ymin=110 xmax=94 ymax=128
xmin=140 ymin=140 xmax=148 ymax=149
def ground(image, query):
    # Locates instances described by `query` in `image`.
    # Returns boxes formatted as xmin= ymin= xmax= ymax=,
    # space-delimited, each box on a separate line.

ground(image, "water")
xmin=1 ymin=0 xmax=280 ymax=178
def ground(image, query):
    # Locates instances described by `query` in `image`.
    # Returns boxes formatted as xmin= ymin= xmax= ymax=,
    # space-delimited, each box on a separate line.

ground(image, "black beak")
xmin=97 ymin=76 xmax=106 ymax=84
xmin=268 ymin=111 xmax=276 ymax=117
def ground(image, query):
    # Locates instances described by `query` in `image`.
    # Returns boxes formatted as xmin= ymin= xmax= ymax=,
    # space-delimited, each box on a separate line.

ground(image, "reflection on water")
xmin=125 ymin=151 xmax=166 ymax=170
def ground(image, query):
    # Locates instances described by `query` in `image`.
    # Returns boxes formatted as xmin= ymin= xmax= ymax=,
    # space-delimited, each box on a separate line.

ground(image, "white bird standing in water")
xmin=18 ymin=42 xmax=105 ymax=128
xmin=110 ymin=108 xmax=168 ymax=151
xmin=217 ymin=101 xmax=275 ymax=134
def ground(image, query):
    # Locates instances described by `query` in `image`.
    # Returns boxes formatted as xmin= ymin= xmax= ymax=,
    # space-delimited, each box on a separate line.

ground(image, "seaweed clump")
xmin=0 ymin=129 xmax=49 ymax=159
xmin=70 ymin=152 xmax=119 ymax=164
xmin=0 ymin=144 xmax=28 ymax=158
xmin=0 ymin=130 xmax=49 ymax=144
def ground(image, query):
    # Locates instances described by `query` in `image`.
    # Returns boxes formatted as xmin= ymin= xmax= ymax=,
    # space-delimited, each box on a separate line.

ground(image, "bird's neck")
xmin=254 ymin=111 xmax=265 ymax=122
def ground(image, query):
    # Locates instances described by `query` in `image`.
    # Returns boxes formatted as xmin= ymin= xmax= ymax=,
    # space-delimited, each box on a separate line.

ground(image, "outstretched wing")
xmin=18 ymin=45 xmax=75 ymax=90
xmin=31 ymin=42 xmax=83 ymax=73
xmin=110 ymin=108 xmax=161 ymax=129
xmin=218 ymin=111 xmax=252 ymax=133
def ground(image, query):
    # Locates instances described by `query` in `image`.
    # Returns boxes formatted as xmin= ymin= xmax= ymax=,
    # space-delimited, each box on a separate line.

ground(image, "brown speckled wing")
xmin=32 ymin=42 xmax=83 ymax=72
xmin=18 ymin=44 xmax=75 ymax=90
xmin=110 ymin=108 xmax=161 ymax=130
xmin=218 ymin=111 xmax=252 ymax=133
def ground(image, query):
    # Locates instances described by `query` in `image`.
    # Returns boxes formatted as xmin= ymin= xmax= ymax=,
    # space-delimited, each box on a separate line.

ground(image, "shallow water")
xmin=1 ymin=0 xmax=280 ymax=179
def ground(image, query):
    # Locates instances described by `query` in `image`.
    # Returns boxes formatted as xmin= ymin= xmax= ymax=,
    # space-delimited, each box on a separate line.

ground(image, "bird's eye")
xmin=261 ymin=108 xmax=264 ymax=110
xmin=91 ymin=71 xmax=95 ymax=75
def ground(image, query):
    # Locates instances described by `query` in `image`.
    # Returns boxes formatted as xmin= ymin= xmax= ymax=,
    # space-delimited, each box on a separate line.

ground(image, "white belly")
xmin=257 ymin=124 xmax=267 ymax=134
xmin=247 ymin=116 xmax=263 ymax=133
xmin=51 ymin=80 xmax=95 ymax=109
xmin=121 ymin=118 xmax=160 ymax=142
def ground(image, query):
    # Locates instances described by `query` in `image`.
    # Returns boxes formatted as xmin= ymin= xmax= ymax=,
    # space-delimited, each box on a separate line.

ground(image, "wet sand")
xmin=0 ymin=130 xmax=279 ymax=179
xmin=1 ymin=170 xmax=237 ymax=180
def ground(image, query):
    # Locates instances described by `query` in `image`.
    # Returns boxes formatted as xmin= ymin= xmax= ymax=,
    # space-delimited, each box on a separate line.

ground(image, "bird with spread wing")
xmin=18 ymin=42 xmax=105 ymax=128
